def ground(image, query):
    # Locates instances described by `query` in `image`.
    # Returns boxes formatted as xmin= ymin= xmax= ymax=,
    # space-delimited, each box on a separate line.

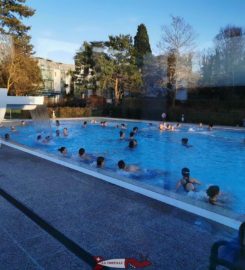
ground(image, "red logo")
xmin=93 ymin=256 xmax=151 ymax=269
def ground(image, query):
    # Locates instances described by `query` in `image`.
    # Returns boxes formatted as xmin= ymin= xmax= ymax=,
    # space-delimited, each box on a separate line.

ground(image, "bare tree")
xmin=158 ymin=16 xmax=198 ymax=106
xmin=214 ymin=25 xmax=245 ymax=87
xmin=159 ymin=16 xmax=196 ymax=54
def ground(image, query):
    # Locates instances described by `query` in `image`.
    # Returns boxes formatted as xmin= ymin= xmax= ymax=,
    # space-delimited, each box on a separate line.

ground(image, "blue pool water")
xmin=1 ymin=119 xmax=245 ymax=214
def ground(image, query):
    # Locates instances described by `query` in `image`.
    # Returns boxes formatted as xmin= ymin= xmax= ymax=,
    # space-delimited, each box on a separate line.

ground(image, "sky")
xmin=25 ymin=0 xmax=245 ymax=64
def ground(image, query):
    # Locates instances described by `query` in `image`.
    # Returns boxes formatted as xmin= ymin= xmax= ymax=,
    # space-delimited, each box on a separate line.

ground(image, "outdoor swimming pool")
xmin=1 ymin=119 xmax=245 ymax=216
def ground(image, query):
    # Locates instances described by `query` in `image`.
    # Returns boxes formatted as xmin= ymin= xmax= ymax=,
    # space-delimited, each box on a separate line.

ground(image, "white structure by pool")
xmin=0 ymin=88 xmax=44 ymax=122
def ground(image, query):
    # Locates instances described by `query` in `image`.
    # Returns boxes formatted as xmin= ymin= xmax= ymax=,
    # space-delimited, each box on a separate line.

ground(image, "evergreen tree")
xmin=106 ymin=34 xmax=142 ymax=102
xmin=74 ymin=35 xmax=143 ymax=103
xmin=74 ymin=42 xmax=97 ymax=95
xmin=134 ymin=24 xmax=152 ymax=68
xmin=0 ymin=0 xmax=35 ymax=53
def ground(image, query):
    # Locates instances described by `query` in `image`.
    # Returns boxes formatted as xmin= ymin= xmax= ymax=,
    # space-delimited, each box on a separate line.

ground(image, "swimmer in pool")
xmin=42 ymin=135 xmax=51 ymax=144
xmin=58 ymin=146 xmax=67 ymax=156
xmin=129 ymin=131 xmax=135 ymax=140
xmin=117 ymin=160 xmax=140 ymax=172
xmin=4 ymin=133 xmax=10 ymax=140
xmin=159 ymin=123 xmax=166 ymax=131
xmin=56 ymin=120 xmax=60 ymax=127
xmin=37 ymin=135 xmax=42 ymax=142
xmin=206 ymin=185 xmax=221 ymax=205
xmin=119 ymin=131 xmax=125 ymax=140
xmin=181 ymin=138 xmax=192 ymax=147
xmin=97 ymin=156 xmax=105 ymax=168
xmin=169 ymin=125 xmax=175 ymax=131
xmin=78 ymin=148 xmax=93 ymax=161
xmin=82 ymin=121 xmax=87 ymax=128
xmin=132 ymin=127 xmax=138 ymax=134
xmin=121 ymin=123 xmax=127 ymax=129
xmin=129 ymin=139 xmax=137 ymax=149
xmin=176 ymin=167 xmax=201 ymax=192
xmin=63 ymin=128 xmax=68 ymax=136
xmin=10 ymin=126 xmax=16 ymax=132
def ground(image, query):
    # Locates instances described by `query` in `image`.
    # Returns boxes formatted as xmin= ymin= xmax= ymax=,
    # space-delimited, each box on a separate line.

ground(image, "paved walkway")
xmin=0 ymin=145 xmax=236 ymax=270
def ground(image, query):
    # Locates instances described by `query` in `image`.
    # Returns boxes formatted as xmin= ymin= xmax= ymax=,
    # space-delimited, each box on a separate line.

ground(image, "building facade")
xmin=36 ymin=57 xmax=75 ymax=96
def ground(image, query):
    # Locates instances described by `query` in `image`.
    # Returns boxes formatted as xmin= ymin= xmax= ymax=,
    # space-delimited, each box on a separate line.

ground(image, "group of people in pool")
xmin=57 ymin=145 xmax=140 ymax=172
xmin=119 ymin=126 xmax=139 ymax=148
xmin=57 ymin=121 xmax=141 ymax=170
xmin=159 ymin=122 xmax=177 ymax=131
xmin=159 ymin=121 xmax=214 ymax=132
xmin=2 ymin=121 xmax=27 ymax=141
xmin=1 ymin=119 xmax=222 ymax=206
xmin=176 ymin=167 xmax=221 ymax=205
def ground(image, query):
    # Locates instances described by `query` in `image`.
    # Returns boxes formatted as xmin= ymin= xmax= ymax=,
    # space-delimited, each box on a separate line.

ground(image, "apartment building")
xmin=36 ymin=57 xmax=75 ymax=96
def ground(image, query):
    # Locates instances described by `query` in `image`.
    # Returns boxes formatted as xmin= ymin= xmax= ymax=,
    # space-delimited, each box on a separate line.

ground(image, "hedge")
xmin=48 ymin=107 xmax=91 ymax=118
xmin=167 ymin=107 xmax=245 ymax=126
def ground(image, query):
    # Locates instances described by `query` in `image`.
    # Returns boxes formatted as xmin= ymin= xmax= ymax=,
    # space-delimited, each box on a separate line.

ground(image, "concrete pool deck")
xmin=0 ymin=145 xmax=237 ymax=269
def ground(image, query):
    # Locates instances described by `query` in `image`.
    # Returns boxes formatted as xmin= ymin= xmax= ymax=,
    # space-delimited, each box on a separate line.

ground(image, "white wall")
xmin=0 ymin=88 xmax=44 ymax=122
xmin=53 ymin=69 xmax=61 ymax=92
xmin=0 ymin=89 xmax=8 ymax=122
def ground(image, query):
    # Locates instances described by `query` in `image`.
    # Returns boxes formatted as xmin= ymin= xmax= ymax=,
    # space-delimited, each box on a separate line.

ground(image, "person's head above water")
xmin=45 ymin=136 xmax=51 ymax=141
xmin=63 ymin=128 xmax=68 ymax=136
xmin=129 ymin=139 xmax=137 ymax=148
xmin=181 ymin=167 xmax=190 ymax=178
xmin=206 ymin=185 xmax=220 ymax=198
xmin=4 ymin=133 xmax=10 ymax=140
xmin=37 ymin=135 xmax=42 ymax=141
xmin=97 ymin=156 xmax=105 ymax=168
xmin=133 ymin=127 xmax=138 ymax=133
xmin=181 ymin=138 xmax=189 ymax=145
xmin=129 ymin=131 xmax=134 ymax=138
xmin=118 ymin=160 xmax=126 ymax=169
xmin=58 ymin=146 xmax=67 ymax=154
xmin=78 ymin=148 xmax=85 ymax=157
xmin=119 ymin=131 xmax=125 ymax=138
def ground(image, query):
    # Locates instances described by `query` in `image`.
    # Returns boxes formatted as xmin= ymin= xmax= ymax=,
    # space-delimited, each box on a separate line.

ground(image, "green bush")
xmin=48 ymin=107 xmax=91 ymax=118
xmin=167 ymin=107 xmax=245 ymax=126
